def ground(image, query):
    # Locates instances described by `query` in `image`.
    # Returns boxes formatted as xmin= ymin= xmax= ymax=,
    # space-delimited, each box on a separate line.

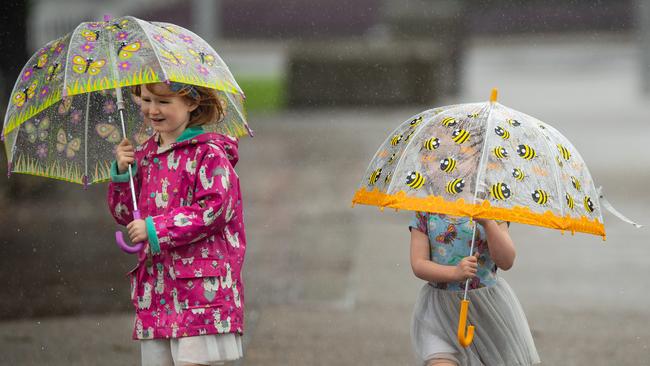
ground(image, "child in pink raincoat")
xmin=108 ymin=81 xmax=246 ymax=366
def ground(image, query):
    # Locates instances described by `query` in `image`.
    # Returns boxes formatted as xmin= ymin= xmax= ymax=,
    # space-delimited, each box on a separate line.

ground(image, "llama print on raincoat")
xmin=108 ymin=127 xmax=246 ymax=340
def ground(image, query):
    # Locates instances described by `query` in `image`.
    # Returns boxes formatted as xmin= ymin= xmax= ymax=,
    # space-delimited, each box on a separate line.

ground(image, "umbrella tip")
xmin=490 ymin=88 xmax=498 ymax=103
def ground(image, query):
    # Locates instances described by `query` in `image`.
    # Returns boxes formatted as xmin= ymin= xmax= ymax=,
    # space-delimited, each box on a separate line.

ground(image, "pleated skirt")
xmin=411 ymin=278 xmax=540 ymax=366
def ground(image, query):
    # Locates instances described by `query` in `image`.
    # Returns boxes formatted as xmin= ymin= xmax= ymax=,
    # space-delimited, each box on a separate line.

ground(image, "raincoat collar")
xmin=148 ymin=127 xmax=240 ymax=167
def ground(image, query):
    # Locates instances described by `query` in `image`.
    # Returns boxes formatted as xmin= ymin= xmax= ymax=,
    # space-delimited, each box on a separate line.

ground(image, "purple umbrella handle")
xmin=115 ymin=210 xmax=145 ymax=254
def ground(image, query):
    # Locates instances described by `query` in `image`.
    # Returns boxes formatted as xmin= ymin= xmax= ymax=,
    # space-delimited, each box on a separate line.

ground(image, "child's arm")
xmin=145 ymin=147 xmax=237 ymax=254
xmin=410 ymin=228 xmax=477 ymax=283
xmin=477 ymin=220 xmax=516 ymax=270
xmin=107 ymin=139 xmax=139 ymax=226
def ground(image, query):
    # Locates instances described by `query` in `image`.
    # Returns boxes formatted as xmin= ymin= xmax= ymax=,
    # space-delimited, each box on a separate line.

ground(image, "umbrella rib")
xmin=134 ymin=17 xmax=169 ymax=83
xmin=524 ymin=113 xmax=566 ymax=220
xmin=470 ymin=102 xmax=496 ymax=206
xmin=83 ymin=92 xmax=91 ymax=182
xmin=62 ymin=22 xmax=84 ymax=96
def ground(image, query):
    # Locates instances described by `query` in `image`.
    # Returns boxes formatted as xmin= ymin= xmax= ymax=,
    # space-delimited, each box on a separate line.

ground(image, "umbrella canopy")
xmin=352 ymin=90 xmax=605 ymax=238
xmin=2 ymin=15 xmax=249 ymax=185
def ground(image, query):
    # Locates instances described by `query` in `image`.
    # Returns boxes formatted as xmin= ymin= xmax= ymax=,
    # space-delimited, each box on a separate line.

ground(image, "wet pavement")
xmin=1 ymin=34 xmax=649 ymax=365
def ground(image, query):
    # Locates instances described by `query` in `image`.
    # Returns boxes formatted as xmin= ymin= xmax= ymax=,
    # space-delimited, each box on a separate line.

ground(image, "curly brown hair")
xmin=131 ymin=82 xmax=225 ymax=127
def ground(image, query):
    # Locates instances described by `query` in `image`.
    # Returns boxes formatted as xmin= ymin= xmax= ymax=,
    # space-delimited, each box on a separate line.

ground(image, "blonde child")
xmin=409 ymin=213 xmax=539 ymax=366
xmin=108 ymin=81 xmax=246 ymax=366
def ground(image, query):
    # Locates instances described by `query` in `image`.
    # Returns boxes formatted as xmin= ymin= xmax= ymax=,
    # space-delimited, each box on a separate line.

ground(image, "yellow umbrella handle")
xmin=457 ymin=299 xmax=475 ymax=347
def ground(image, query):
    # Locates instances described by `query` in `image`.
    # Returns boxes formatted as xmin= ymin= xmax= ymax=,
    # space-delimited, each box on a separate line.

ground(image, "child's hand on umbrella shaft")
xmin=127 ymin=219 xmax=148 ymax=243
xmin=454 ymin=254 xmax=478 ymax=281
xmin=116 ymin=138 xmax=135 ymax=173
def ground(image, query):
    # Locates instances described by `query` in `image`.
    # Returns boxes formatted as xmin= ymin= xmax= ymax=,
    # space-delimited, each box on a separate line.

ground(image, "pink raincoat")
xmin=108 ymin=126 xmax=246 ymax=340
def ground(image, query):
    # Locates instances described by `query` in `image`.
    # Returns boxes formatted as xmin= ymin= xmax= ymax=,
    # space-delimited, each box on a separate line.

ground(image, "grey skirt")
xmin=411 ymin=277 xmax=540 ymax=366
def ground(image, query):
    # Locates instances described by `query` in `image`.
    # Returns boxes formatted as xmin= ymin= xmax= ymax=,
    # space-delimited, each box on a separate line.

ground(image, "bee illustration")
xmin=451 ymin=129 xmax=470 ymax=144
xmin=532 ymin=189 xmax=549 ymax=205
xmin=467 ymin=112 xmax=480 ymax=118
xmin=512 ymin=168 xmax=525 ymax=181
xmin=517 ymin=144 xmax=537 ymax=160
xmin=368 ymin=168 xmax=382 ymax=186
xmin=409 ymin=116 xmax=423 ymax=128
xmin=493 ymin=146 xmax=508 ymax=159
xmin=390 ymin=134 xmax=402 ymax=146
xmin=384 ymin=172 xmax=392 ymax=185
xmin=584 ymin=196 xmax=595 ymax=213
xmin=566 ymin=193 xmax=575 ymax=210
xmin=494 ymin=126 xmax=510 ymax=139
xmin=446 ymin=178 xmax=465 ymax=194
xmin=557 ymin=144 xmax=571 ymax=161
xmin=423 ymin=137 xmax=440 ymax=150
xmin=388 ymin=153 xmax=397 ymax=164
xmin=490 ymin=183 xmax=511 ymax=200
xmin=406 ymin=171 xmax=425 ymax=189
xmin=507 ymin=119 xmax=521 ymax=127
xmin=441 ymin=117 xmax=457 ymax=127
xmin=571 ymin=176 xmax=581 ymax=191
xmin=439 ymin=158 xmax=457 ymax=173
xmin=556 ymin=156 xmax=564 ymax=167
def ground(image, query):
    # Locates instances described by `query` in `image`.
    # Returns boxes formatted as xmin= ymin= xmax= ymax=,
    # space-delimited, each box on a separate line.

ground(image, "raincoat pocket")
xmin=173 ymin=258 xmax=227 ymax=310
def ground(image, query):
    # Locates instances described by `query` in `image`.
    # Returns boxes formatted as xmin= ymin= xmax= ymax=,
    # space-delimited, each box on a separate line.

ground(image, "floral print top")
xmin=409 ymin=212 xmax=499 ymax=291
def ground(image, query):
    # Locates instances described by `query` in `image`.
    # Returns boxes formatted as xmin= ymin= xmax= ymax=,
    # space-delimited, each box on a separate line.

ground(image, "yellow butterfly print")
xmin=95 ymin=123 xmax=122 ymax=144
xmin=56 ymin=129 xmax=81 ymax=158
xmin=24 ymin=117 xmax=50 ymax=144
xmin=72 ymin=56 xmax=106 ymax=75
xmin=159 ymin=48 xmax=186 ymax=65
xmin=46 ymin=63 xmax=61 ymax=82
xmin=12 ymin=80 xmax=39 ymax=107
xmin=105 ymin=19 xmax=129 ymax=32
xmin=81 ymin=29 xmax=99 ymax=42
xmin=161 ymin=25 xmax=179 ymax=34
xmin=188 ymin=48 xmax=215 ymax=66
xmin=36 ymin=54 xmax=48 ymax=69
xmin=58 ymin=97 xmax=73 ymax=114
xmin=117 ymin=41 xmax=141 ymax=60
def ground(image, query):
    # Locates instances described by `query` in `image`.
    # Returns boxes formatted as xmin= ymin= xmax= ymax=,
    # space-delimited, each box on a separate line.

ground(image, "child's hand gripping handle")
xmin=115 ymin=210 xmax=145 ymax=253
xmin=457 ymin=299 xmax=475 ymax=347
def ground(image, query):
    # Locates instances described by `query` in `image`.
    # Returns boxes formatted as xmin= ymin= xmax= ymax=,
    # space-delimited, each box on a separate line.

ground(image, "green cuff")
xmin=110 ymin=160 xmax=137 ymax=183
xmin=145 ymin=216 xmax=161 ymax=254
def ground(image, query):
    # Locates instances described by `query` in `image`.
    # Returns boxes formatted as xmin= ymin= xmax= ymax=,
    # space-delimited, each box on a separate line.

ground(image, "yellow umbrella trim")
xmin=352 ymin=187 xmax=606 ymax=239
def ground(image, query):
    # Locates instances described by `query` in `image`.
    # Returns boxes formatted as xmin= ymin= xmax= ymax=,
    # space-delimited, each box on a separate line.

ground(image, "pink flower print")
xmin=153 ymin=34 xmax=166 ymax=43
xmin=103 ymin=99 xmax=116 ymax=114
xmin=87 ymin=22 xmax=103 ymax=29
xmin=197 ymin=65 xmax=209 ymax=76
xmin=39 ymin=86 xmax=50 ymax=99
xmin=81 ymin=42 xmax=95 ymax=53
xmin=36 ymin=143 xmax=48 ymax=159
xmin=117 ymin=31 xmax=129 ymax=41
xmin=70 ymin=109 xmax=82 ymax=124
xmin=118 ymin=61 xmax=131 ymax=71
xmin=22 ymin=69 xmax=33 ymax=81
xmin=178 ymin=34 xmax=193 ymax=44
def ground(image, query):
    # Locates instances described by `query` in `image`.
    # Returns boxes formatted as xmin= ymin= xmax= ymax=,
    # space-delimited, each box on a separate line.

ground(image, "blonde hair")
xmin=131 ymin=82 xmax=225 ymax=127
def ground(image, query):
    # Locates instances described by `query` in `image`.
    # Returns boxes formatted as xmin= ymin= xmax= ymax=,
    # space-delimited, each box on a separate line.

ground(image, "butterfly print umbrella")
xmin=352 ymin=89 xmax=640 ymax=347
xmin=1 ymin=15 xmax=249 ymax=253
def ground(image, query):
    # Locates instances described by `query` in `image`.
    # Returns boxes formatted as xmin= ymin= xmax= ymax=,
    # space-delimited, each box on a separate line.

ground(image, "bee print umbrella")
xmin=352 ymin=89 xmax=641 ymax=347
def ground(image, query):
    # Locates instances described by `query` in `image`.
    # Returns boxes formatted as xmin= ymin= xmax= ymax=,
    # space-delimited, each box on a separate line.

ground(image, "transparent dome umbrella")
xmin=2 ymin=15 xmax=250 ymax=254
xmin=351 ymin=89 xmax=641 ymax=347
